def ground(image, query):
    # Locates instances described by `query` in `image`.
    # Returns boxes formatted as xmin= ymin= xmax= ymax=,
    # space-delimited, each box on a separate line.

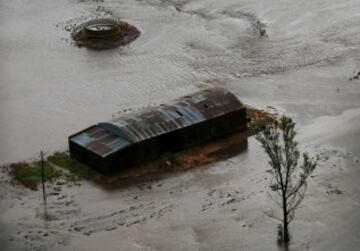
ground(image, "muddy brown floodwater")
xmin=1 ymin=0 xmax=360 ymax=250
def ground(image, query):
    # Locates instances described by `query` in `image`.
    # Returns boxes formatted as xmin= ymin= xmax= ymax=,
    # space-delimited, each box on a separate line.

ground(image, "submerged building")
xmin=69 ymin=88 xmax=247 ymax=173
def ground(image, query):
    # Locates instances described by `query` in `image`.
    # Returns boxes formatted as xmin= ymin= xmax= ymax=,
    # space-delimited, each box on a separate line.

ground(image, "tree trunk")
xmin=282 ymin=193 xmax=290 ymax=243
xmin=283 ymin=219 xmax=289 ymax=243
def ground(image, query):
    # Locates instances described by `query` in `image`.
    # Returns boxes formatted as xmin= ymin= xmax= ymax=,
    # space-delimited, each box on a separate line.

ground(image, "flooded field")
xmin=1 ymin=0 xmax=360 ymax=250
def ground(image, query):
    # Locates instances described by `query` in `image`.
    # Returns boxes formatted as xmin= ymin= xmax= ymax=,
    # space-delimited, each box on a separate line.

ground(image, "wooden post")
xmin=40 ymin=151 xmax=48 ymax=220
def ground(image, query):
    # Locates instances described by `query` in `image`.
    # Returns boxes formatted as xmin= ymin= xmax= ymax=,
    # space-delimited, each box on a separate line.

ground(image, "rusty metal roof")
xmin=69 ymin=88 xmax=244 ymax=157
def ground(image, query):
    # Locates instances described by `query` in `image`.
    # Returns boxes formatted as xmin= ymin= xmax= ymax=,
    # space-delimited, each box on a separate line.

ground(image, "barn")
xmin=68 ymin=88 xmax=247 ymax=173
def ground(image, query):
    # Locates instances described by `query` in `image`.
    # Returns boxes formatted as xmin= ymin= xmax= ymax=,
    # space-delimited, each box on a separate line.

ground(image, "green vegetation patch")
xmin=6 ymin=152 xmax=102 ymax=190
xmin=8 ymin=161 xmax=62 ymax=190
xmin=47 ymin=152 xmax=100 ymax=180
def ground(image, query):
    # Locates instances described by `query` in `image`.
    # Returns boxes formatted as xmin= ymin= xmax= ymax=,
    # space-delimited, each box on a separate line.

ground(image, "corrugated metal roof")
xmin=69 ymin=88 xmax=244 ymax=157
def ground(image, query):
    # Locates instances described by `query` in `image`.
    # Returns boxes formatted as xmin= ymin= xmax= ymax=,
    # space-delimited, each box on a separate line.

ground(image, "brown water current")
xmin=1 ymin=0 xmax=360 ymax=250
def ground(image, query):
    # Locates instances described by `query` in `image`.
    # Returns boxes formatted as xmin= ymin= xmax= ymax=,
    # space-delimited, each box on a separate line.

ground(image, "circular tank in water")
xmin=83 ymin=18 xmax=120 ymax=38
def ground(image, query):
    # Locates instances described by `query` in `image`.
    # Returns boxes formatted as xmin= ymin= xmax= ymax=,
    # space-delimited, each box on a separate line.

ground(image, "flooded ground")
xmin=1 ymin=0 xmax=360 ymax=250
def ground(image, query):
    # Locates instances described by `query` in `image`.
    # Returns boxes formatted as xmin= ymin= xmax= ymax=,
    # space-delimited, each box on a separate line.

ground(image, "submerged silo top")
xmin=83 ymin=18 xmax=120 ymax=38
xmin=69 ymin=88 xmax=244 ymax=157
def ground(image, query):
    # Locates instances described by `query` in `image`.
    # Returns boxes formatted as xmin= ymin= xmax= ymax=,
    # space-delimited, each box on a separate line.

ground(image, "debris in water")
xmin=349 ymin=71 xmax=360 ymax=81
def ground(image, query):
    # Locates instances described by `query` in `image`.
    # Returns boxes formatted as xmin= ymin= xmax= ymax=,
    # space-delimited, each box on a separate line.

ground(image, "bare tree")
xmin=256 ymin=116 xmax=316 ymax=243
